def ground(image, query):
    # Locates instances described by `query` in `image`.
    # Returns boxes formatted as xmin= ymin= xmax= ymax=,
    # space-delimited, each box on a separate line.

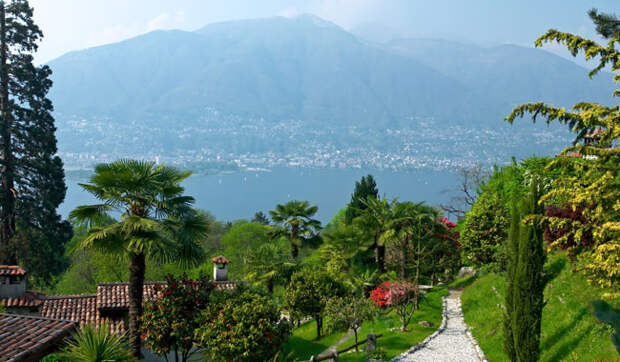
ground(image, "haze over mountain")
xmin=47 ymin=14 xmax=616 ymax=171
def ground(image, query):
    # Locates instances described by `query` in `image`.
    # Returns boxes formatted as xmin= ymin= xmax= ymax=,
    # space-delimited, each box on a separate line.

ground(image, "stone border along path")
xmin=391 ymin=289 xmax=488 ymax=362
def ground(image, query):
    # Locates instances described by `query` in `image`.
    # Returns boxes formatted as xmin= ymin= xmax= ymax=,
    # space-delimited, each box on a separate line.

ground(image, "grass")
xmin=283 ymin=320 xmax=348 ymax=361
xmin=334 ymin=286 xmax=448 ymax=362
xmin=461 ymin=252 xmax=619 ymax=362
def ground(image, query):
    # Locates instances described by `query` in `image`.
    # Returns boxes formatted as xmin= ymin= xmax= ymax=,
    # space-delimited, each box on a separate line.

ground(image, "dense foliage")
xmin=460 ymin=192 xmax=509 ymax=271
xmin=195 ymin=290 xmax=292 ymax=361
xmin=141 ymin=275 xmax=212 ymax=362
xmin=345 ymin=174 xmax=379 ymax=224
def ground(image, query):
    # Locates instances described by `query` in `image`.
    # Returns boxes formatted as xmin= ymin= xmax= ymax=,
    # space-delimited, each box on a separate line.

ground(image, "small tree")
xmin=325 ymin=296 xmax=376 ymax=351
xmin=195 ymin=290 xmax=292 ymax=361
xmin=285 ymin=269 xmax=345 ymax=339
xmin=388 ymin=282 xmax=419 ymax=332
xmin=141 ymin=275 xmax=212 ymax=362
xmin=370 ymin=281 xmax=418 ymax=331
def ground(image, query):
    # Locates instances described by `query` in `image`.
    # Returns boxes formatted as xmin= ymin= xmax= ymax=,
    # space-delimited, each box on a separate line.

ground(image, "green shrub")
xmin=195 ymin=290 xmax=292 ymax=361
xmin=58 ymin=323 xmax=135 ymax=362
xmin=460 ymin=192 xmax=509 ymax=272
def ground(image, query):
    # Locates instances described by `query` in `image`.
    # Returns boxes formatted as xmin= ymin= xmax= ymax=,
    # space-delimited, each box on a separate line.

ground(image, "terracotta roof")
xmin=40 ymin=294 xmax=126 ymax=335
xmin=41 ymin=294 xmax=97 ymax=326
xmin=0 ymin=313 xmax=76 ymax=362
xmin=0 ymin=265 xmax=27 ymax=276
xmin=96 ymin=282 xmax=165 ymax=310
xmin=212 ymin=281 xmax=242 ymax=290
xmin=0 ymin=291 xmax=46 ymax=308
xmin=558 ymin=151 xmax=583 ymax=158
xmin=212 ymin=255 xmax=230 ymax=264
xmin=585 ymin=128 xmax=605 ymax=138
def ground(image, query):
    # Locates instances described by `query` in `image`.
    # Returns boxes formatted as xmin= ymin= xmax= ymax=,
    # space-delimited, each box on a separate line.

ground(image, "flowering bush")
xmin=371 ymin=281 xmax=418 ymax=331
xmin=370 ymin=281 xmax=392 ymax=307
xmin=141 ymin=275 xmax=212 ymax=362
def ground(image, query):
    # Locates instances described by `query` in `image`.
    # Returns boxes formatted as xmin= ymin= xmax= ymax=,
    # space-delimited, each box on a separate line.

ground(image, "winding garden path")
xmin=391 ymin=289 xmax=486 ymax=362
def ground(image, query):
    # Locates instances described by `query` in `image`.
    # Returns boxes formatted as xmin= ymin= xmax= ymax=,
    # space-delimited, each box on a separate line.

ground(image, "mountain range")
xmin=47 ymin=14 xmax=616 ymax=170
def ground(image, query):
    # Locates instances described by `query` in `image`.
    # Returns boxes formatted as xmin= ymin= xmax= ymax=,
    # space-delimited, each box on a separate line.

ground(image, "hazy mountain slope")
xmin=48 ymin=15 xmax=474 ymax=128
xmin=385 ymin=38 xmax=615 ymax=108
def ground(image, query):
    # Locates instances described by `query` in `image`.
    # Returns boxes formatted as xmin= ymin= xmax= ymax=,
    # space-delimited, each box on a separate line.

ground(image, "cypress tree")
xmin=345 ymin=174 xmax=379 ymax=224
xmin=0 ymin=0 xmax=71 ymax=281
xmin=511 ymin=177 xmax=546 ymax=362
xmin=503 ymin=196 xmax=520 ymax=361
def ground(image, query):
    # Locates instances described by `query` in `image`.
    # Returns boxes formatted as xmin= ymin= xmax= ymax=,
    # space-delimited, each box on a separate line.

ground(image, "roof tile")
xmin=0 ymin=313 xmax=76 ymax=361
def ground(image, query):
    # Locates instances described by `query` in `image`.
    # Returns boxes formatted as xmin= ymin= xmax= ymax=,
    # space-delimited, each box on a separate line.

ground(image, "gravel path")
xmin=391 ymin=289 xmax=485 ymax=362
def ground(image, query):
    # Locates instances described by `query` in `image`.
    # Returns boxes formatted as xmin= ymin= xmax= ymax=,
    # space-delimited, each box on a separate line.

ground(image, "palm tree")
xmin=355 ymin=197 xmax=395 ymax=273
xmin=245 ymin=240 xmax=294 ymax=293
xmin=59 ymin=323 xmax=135 ymax=362
xmin=269 ymin=200 xmax=321 ymax=259
xmin=384 ymin=201 xmax=440 ymax=281
xmin=69 ymin=160 xmax=208 ymax=358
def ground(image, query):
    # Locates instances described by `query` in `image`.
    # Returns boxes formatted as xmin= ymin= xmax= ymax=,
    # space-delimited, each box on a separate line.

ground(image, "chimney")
xmin=0 ymin=265 xmax=27 ymax=299
xmin=212 ymin=256 xmax=230 ymax=282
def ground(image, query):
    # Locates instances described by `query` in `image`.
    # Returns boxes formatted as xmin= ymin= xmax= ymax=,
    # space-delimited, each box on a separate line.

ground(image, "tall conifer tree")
xmin=503 ymin=197 xmax=520 ymax=361
xmin=345 ymin=174 xmax=379 ymax=224
xmin=510 ymin=178 xmax=546 ymax=362
xmin=0 ymin=0 xmax=71 ymax=280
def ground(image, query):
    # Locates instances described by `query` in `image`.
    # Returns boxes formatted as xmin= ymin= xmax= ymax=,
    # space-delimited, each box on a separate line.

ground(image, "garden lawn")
xmin=461 ymin=252 xmax=619 ymax=362
xmin=335 ymin=285 xmax=448 ymax=362
xmin=283 ymin=320 xmax=348 ymax=361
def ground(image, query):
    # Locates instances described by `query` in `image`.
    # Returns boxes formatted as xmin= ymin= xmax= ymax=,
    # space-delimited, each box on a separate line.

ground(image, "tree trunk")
xmin=376 ymin=244 xmax=385 ymax=273
xmin=267 ymin=277 xmax=274 ymax=294
xmin=128 ymin=252 xmax=146 ymax=358
xmin=400 ymin=240 xmax=407 ymax=279
xmin=291 ymin=224 xmax=299 ymax=259
xmin=0 ymin=2 xmax=16 ymax=265
xmin=315 ymin=315 xmax=322 ymax=339
xmin=414 ymin=240 xmax=421 ymax=310
xmin=354 ymin=330 xmax=359 ymax=352
xmin=291 ymin=242 xmax=299 ymax=259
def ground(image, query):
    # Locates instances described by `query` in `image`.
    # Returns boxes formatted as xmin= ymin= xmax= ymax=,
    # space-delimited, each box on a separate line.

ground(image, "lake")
xmin=59 ymin=167 xmax=459 ymax=224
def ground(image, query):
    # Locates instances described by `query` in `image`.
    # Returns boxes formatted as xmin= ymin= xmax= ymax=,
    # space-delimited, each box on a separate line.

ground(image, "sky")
xmin=31 ymin=0 xmax=618 ymax=65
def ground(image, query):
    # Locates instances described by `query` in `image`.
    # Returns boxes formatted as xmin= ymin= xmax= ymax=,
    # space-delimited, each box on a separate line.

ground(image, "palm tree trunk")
xmin=315 ymin=315 xmax=322 ymax=339
xmin=291 ymin=224 xmax=299 ymax=259
xmin=400 ymin=240 xmax=407 ymax=279
xmin=0 ymin=3 xmax=16 ymax=265
xmin=128 ymin=252 xmax=145 ymax=358
xmin=291 ymin=243 xmax=299 ymax=259
xmin=376 ymin=244 xmax=385 ymax=273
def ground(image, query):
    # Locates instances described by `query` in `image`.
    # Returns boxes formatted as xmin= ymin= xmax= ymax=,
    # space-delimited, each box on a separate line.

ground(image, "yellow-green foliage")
xmin=505 ymin=14 xmax=620 ymax=293
xmin=462 ymin=253 xmax=619 ymax=361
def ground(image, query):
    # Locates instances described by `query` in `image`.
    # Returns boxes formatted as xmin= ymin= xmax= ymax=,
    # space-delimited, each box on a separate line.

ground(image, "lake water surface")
xmin=59 ymin=167 xmax=459 ymax=224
